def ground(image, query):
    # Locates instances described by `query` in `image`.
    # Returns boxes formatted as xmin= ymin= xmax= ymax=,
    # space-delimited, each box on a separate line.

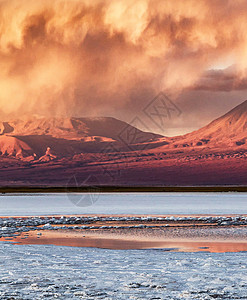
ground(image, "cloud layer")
xmin=1 ymin=0 xmax=247 ymax=119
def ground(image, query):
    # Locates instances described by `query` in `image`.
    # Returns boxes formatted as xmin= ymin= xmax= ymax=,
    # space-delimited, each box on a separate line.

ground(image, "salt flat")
xmin=0 ymin=243 xmax=246 ymax=299
xmin=0 ymin=193 xmax=246 ymax=299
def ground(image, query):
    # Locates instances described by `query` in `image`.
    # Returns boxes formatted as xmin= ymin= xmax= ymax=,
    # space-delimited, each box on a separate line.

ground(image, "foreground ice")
xmin=0 ymin=243 xmax=246 ymax=299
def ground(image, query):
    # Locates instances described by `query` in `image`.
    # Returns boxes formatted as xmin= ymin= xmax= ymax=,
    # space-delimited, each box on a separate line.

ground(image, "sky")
xmin=1 ymin=0 xmax=247 ymax=136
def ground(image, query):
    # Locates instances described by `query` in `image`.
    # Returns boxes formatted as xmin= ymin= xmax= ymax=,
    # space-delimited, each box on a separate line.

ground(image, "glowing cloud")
xmin=0 ymin=0 xmax=247 ymax=118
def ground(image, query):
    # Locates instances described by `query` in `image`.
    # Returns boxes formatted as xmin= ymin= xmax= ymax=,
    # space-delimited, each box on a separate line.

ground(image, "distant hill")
xmin=170 ymin=100 xmax=247 ymax=149
xmin=0 ymin=116 xmax=163 ymax=159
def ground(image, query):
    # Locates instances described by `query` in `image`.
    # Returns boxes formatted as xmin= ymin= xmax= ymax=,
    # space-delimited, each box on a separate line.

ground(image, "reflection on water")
xmin=2 ymin=230 xmax=247 ymax=253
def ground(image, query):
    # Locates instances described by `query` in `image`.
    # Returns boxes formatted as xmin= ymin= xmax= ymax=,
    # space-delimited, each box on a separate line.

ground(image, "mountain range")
xmin=1 ymin=100 xmax=247 ymax=186
xmin=1 ymin=100 xmax=247 ymax=159
xmin=0 ymin=116 xmax=164 ymax=160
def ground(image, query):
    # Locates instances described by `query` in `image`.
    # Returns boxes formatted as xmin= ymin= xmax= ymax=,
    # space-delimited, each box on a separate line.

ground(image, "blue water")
xmin=0 ymin=193 xmax=246 ymax=216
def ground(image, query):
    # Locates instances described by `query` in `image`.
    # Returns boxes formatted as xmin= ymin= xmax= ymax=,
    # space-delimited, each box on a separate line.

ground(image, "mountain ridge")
xmin=1 ymin=99 xmax=247 ymax=159
xmin=169 ymin=99 xmax=247 ymax=149
xmin=0 ymin=116 xmax=164 ymax=159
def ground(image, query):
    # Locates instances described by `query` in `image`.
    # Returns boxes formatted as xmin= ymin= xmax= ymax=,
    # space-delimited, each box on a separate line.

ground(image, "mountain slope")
xmin=170 ymin=100 xmax=247 ymax=148
xmin=0 ymin=116 xmax=164 ymax=159
xmin=0 ymin=136 xmax=34 ymax=158
xmin=0 ymin=116 xmax=162 ymax=142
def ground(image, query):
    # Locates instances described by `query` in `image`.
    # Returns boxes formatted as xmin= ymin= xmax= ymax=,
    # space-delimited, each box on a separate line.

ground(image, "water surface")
xmin=0 ymin=192 xmax=246 ymax=216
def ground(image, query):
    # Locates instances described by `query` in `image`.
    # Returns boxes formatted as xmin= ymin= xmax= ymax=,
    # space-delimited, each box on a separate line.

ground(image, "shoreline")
xmin=2 ymin=186 xmax=247 ymax=193
xmin=0 ymin=214 xmax=247 ymax=252
xmin=1 ymin=213 xmax=247 ymax=218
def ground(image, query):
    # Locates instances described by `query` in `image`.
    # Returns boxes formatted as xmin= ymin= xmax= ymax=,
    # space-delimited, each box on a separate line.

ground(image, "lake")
xmin=0 ymin=192 xmax=247 ymax=216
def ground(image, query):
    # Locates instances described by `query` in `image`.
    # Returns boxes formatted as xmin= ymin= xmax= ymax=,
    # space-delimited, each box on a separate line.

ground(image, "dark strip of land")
xmin=1 ymin=186 xmax=247 ymax=193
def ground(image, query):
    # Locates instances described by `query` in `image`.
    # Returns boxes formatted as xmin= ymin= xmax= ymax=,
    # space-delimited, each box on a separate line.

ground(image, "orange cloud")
xmin=0 ymin=0 xmax=247 ymax=119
